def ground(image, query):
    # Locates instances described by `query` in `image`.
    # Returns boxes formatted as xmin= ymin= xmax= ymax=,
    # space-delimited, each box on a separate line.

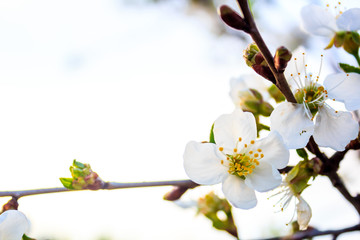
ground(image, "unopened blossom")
xmin=184 ymin=109 xmax=289 ymax=209
xmin=270 ymin=55 xmax=360 ymax=151
xmin=0 ymin=210 xmax=30 ymax=240
xmin=301 ymin=3 xmax=360 ymax=37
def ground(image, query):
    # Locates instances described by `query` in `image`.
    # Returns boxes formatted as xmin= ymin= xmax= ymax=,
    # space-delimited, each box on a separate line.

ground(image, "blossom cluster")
xmin=183 ymin=1 xmax=360 ymax=232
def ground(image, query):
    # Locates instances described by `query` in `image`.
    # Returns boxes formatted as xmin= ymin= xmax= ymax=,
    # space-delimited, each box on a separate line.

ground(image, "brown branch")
xmin=324 ymin=171 xmax=360 ymax=214
xmin=236 ymin=0 xmax=296 ymax=104
xmin=235 ymin=0 xmax=327 ymax=164
xmin=0 ymin=180 xmax=198 ymax=199
xmin=257 ymin=223 xmax=360 ymax=240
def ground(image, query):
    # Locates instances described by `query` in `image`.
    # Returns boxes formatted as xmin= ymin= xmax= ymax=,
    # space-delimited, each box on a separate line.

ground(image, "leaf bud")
xmin=60 ymin=160 xmax=105 ymax=190
xmin=218 ymin=5 xmax=250 ymax=33
xmin=244 ymin=43 xmax=276 ymax=83
xmin=244 ymin=43 xmax=261 ymax=67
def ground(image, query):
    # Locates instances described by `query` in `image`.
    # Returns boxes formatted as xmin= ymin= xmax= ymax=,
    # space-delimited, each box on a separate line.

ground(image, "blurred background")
xmin=0 ymin=0 xmax=359 ymax=239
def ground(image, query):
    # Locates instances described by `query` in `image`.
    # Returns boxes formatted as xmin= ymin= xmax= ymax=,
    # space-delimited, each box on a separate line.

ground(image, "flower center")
xmin=295 ymin=85 xmax=326 ymax=117
xmin=219 ymin=139 xmax=264 ymax=180
xmin=289 ymin=54 xmax=329 ymax=120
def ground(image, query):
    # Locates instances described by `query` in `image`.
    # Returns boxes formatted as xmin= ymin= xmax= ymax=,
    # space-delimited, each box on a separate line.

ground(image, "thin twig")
xmin=236 ymin=0 xmax=296 ymax=104
xmin=325 ymin=171 xmax=360 ymax=214
xmin=256 ymin=223 xmax=360 ymax=240
xmin=0 ymin=180 xmax=198 ymax=199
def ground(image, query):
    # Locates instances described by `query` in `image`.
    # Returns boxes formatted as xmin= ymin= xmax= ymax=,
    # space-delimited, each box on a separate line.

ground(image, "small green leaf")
xmin=73 ymin=159 xmax=85 ymax=169
xmin=209 ymin=123 xmax=215 ymax=144
xmin=22 ymin=234 xmax=36 ymax=240
xmin=59 ymin=177 xmax=74 ymax=189
xmin=296 ymin=148 xmax=308 ymax=160
xmin=339 ymin=63 xmax=360 ymax=73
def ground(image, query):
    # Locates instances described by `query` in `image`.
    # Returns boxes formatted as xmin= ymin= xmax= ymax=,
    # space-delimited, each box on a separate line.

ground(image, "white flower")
xmin=297 ymin=196 xmax=312 ymax=231
xmin=301 ymin=4 xmax=360 ymax=37
xmin=272 ymin=184 xmax=312 ymax=230
xmin=270 ymin=55 xmax=360 ymax=151
xmin=0 ymin=210 xmax=30 ymax=240
xmin=183 ymin=109 xmax=289 ymax=209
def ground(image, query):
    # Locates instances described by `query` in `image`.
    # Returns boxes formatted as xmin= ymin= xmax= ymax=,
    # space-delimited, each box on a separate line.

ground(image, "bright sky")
xmin=0 ymin=0 xmax=359 ymax=239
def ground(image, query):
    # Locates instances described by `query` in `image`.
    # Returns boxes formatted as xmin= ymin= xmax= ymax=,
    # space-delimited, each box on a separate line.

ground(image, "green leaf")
xmin=22 ymin=234 xmax=36 ymax=240
xmin=209 ymin=123 xmax=215 ymax=144
xmin=296 ymin=148 xmax=308 ymax=160
xmin=59 ymin=177 xmax=74 ymax=189
xmin=73 ymin=159 xmax=85 ymax=169
xmin=339 ymin=63 xmax=360 ymax=73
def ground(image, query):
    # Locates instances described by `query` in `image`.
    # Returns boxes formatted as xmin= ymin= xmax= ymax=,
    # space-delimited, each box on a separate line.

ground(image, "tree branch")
xmin=0 ymin=180 xmax=198 ymax=199
xmin=257 ymin=223 xmax=360 ymax=240
xmin=236 ymin=0 xmax=296 ymax=104
xmin=324 ymin=171 xmax=360 ymax=214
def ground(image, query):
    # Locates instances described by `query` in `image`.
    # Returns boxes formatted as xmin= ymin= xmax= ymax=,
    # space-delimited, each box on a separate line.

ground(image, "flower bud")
xmin=259 ymin=102 xmax=274 ymax=117
xmin=274 ymin=46 xmax=292 ymax=73
xmin=0 ymin=210 xmax=30 ymax=240
xmin=218 ymin=5 xmax=250 ymax=33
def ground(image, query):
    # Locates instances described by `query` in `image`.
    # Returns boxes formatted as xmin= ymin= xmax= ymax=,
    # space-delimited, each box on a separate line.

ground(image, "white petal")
xmin=270 ymin=102 xmax=314 ymax=149
xmin=222 ymin=175 xmax=257 ymax=209
xmin=250 ymin=131 xmax=289 ymax=169
xmin=214 ymin=109 xmax=257 ymax=152
xmin=300 ymin=4 xmax=338 ymax=37
xmin=324 ymin=73 xmax=360 ymax=111
xmin=0 ymin=210 xmax=30 ymax=240
xmin=296 ymin=196 xmax=312 ymax=231
xmin=183 ymin=141 xmax=228 ymax=185
xmin=336 ymin=8 xmax=360 ymax=31
xmin=314 ymin=106 xmax=359 ymax=151
xmin=245 ymin=162 xmax=282 ymax=192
